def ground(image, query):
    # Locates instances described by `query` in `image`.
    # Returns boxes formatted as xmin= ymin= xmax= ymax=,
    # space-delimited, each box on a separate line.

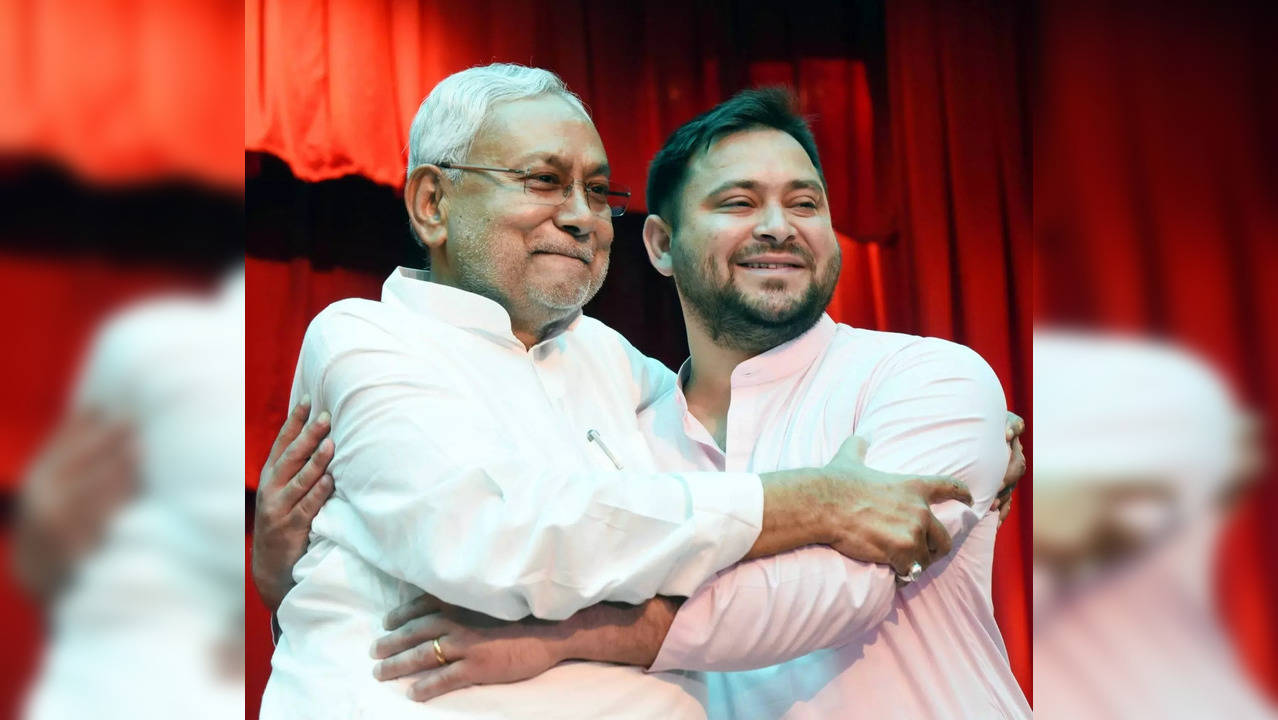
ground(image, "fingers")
xmin=63 ymin=413 xmax=134 ymax=469
xmin=891 ymin=537 xmax=929 ymax=577
xmin=1003 ymin=437 xmax=1027 ymax=487
xmin=89 ymin=413 xmax=134 ymax=448
xmin=277 ymin=437 xmax=334 ymax=510
xmin=87 ymin=440 xmax=138 ymax=504
xmin=372 ymin=614 xmax=445 ymax=662
xmin=291 ymin=473 xmax=333 ymax=523
xmin=266 ymin=397 xmax=311 ymax=468
xmin=925 ymin=512 xmax=952 ymax=559
xmin=384 ymin=593 xmax=446 ymax=631
xmin=408 ymin=660 xmax=473 ymax=703
xmin=919 ymin=476 xmax=973 ymax=506
xmin=269 ymin=411 xmax=330 ymax=491
xmin=890 ymin=511 xmax=951 ymax=580
xmin=1005 ymin=411 xmax=1025 ymax=441
xmin=998 ymin=497 xmax=1014 ymax=526
xmin=373 ymin=627 xmax=451 ymax=681
xmin=885 ymin=511 xmax=933 ymax=576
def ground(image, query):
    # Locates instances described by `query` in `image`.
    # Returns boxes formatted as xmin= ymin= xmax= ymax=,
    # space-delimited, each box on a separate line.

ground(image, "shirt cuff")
xmin=659 ymin=471 xmax=763 ymax=595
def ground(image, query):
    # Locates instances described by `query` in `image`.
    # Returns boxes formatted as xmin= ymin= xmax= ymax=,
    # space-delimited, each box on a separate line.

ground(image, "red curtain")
xmin=1036 ymin=0 xmax=1278 ymax=701
xmin=245 ymin=0 xmax=1033 ymax=708
xmin=0 ymin=0 xmax=242 ymax=188
xmin=246 ymin=0 xmax=892 ymax=235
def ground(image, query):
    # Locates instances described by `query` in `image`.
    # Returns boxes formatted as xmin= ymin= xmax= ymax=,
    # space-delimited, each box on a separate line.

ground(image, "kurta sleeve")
xmin=651 ymin=337 xmax=1007 ymax=671
xmin=295 ymin=305 xmax=763 ymax=622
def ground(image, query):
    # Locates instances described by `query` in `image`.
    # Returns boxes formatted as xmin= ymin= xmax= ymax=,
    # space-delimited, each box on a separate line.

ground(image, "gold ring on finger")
xmin=433 ymin=637 xmax=448 ymax=666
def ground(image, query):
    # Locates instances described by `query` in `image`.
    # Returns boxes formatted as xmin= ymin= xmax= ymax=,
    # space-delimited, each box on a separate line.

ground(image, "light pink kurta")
xmin=642 ymin=315 xmax=1031 ymax=719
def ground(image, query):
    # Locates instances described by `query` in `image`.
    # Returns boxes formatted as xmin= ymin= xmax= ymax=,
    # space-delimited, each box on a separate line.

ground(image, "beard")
xmin=672 ymin=237 xmax=840 ymax=355
xmin=528 ymin=251 xmax=610 ymax=312
xmin=450 ymin=211 xmax=610 ymax=318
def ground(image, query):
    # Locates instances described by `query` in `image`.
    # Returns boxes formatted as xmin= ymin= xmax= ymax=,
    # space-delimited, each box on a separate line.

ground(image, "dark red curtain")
xmin=1036 ymin=0 xmax=1278 ymax=701
xmin=245 ymin=0 xmax=1033 ymax=710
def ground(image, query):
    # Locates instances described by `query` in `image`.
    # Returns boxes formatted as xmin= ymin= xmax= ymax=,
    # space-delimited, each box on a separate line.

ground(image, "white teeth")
xmin=742 ymin=263 xmax=791 ymax=269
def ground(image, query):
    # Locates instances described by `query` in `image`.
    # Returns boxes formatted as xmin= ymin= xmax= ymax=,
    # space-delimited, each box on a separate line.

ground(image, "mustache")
xmin=532 ymin=247 xmax=593 ymax=263
xmin=730 ymin=242 xmax=815 ymax=267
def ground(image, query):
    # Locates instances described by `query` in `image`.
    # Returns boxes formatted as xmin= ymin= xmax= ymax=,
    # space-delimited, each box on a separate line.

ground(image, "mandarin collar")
xmin=729 ymin=314 xmax=837 ymax=386
xmin=380 ymin=266 xmax=583 ymax=350
xmin=674 ymin=314 xmax=838 ymax=407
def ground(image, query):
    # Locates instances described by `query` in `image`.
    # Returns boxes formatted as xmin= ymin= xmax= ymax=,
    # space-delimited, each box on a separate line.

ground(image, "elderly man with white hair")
xmin=257 ymin=64 xmax=984 ymax=719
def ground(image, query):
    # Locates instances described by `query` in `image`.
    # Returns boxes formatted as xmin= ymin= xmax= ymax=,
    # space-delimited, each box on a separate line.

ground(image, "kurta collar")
xmin=381 ymin=266 xmax=583 ymax=350
xmin=728 ymin=314 xmax=837 ymax=387
xmin=673 ymin=313 xmax=838 ymax=408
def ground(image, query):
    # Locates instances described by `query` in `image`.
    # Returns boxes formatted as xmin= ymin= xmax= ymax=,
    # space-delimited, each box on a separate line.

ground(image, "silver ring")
xmin=896 ymin=562 xmax=923 ymax=583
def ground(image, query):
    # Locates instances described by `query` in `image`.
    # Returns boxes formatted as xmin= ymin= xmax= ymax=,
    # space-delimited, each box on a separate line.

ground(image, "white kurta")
xmin=643 ymin=315 xmax=1031 ymax=719
xmin=261 ymin=267 xmax=763 ymax=719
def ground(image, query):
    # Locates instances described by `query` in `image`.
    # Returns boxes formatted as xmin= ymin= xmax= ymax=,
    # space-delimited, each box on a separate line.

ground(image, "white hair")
xmin=406 ymin=63 xmax=589 ymax=184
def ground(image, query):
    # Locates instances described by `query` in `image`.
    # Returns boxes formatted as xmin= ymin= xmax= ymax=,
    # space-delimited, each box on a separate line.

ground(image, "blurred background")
xmin=0 ymin=0 xmax=243 ymax=718
xmin=244 ymin=0 xmax=1031 ymax=715
xmin=1034 ymin=0 xmax=1278 ymax=716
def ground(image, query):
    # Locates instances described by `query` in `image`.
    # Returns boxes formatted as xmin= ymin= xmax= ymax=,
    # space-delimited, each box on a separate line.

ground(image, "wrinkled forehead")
xmin=685 ymin=128 xmax=823 ymax=195
xmin=470 ymin=95 xmax=607 ymax=169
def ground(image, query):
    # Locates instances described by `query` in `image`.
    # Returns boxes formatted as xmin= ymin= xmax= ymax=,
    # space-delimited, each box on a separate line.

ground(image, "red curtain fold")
xmin=245 ymin=0 xmax=1034 ymax=707
xmin=245 ymin=0 xmax=892 ymax=237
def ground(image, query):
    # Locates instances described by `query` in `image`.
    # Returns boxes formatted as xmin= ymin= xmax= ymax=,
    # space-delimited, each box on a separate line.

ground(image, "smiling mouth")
xmin=735 ymin=257 xmax=808 ymax=272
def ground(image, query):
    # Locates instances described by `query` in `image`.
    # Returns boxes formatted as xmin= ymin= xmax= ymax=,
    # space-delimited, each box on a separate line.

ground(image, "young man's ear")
xmin=642 ymin=214 xmax=675 ymax=277
xmin=404 ymin=165 xmax=449 ymax=250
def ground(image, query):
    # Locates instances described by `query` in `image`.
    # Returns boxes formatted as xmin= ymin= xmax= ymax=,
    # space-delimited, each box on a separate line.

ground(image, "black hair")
xmin=645 ymin=87 xmax=825 ymax=228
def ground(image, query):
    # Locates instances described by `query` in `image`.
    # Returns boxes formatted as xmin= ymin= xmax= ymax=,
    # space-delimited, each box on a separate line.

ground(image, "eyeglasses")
xmin=437 ymin=162 xmax=631 ymax=217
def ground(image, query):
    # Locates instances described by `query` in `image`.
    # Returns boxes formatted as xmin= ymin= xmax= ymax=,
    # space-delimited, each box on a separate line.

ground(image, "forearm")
xmin=747 ymin=468 xmax=833 ymax=559
xmin=553 ymin=597 xmax=683 ymax=667
xmin=250 ymin=552 xmax=291 ymax=615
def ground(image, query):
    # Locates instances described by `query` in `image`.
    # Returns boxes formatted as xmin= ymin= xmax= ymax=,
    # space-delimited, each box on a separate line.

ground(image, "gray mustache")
xmin=533 ymin=249 xmax=592 ymax=263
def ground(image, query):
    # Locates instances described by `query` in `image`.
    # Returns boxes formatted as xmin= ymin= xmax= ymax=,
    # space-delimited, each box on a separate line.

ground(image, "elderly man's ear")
xmin=405 ymin=165 xmax=449 ymax=250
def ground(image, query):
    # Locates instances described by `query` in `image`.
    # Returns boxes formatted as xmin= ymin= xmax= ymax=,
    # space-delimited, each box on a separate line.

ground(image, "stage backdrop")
xmin=1036 ymin=0 xmax=1278 ymax=702
xmin=245 ymin=0 xmax=1033 ymax=711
